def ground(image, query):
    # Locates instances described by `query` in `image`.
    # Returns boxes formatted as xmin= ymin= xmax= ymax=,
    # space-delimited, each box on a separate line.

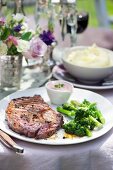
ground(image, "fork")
xmin=0 ymin=130 xmax=24 ymax=153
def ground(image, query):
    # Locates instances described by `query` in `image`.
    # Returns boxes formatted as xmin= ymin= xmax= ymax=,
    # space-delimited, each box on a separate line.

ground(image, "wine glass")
xmin=14 ymin=0 xmax=25 ymax=15
xmin=0 ymin=0 xmax=7 ymax=16
xmin=67 ymin=13 xmax=77 ymax=46
xmin=35 ymin=0 xmax=50 ymax=29
xmin=77 ymin=11 xmax=89 ymax=34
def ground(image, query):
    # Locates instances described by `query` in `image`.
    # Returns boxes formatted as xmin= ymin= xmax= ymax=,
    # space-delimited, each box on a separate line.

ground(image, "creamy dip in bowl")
xmin=45 ymin=80 xmax=73 ymax=105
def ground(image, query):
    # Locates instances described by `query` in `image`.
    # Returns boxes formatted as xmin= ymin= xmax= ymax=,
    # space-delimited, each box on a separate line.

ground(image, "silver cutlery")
xmin=0 ymin=129 xmax=24 ymax=153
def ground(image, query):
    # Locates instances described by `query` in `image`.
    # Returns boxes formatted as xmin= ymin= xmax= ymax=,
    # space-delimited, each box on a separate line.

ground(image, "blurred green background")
xmin=77 ymin=0 xmax=113 ymax=27
xmin=4 ymin=0 xmax=113 ymax=27
xmin=23 ymin=0 xmax=113 ymax=27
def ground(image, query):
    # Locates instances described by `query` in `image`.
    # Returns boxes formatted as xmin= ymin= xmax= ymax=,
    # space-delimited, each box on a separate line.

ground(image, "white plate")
xmin=0 ymin=87 xmax=113 ymax=145
xmin=52 ymin=65 xmax=113 ymax=90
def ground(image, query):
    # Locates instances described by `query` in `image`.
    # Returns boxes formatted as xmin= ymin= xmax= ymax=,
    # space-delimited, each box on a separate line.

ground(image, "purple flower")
xmin=30 ymin=37 xmax=47 ymax=58
xmin=0 ymin=17 xmax=5 ymax=26
xmin=14 ymin=24 xmax=22 ymax=32
xmin=39 ymin=30 xmax=55 ymax=46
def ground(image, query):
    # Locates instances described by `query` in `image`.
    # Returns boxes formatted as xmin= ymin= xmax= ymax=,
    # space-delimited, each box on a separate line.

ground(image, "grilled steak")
xmin=6 ymin=95 xmax=63 ymax=139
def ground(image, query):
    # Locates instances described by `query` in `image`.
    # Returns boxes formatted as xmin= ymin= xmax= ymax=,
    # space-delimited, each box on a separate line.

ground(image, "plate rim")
xmin=0 ymin=87 xmax=113 ymax=145
xmin=52 ymin=65 xmax=113 ymax=90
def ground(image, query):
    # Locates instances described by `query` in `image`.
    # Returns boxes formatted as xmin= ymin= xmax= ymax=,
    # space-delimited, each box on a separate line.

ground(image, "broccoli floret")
xmin=70 ymin=100 xmax=80 ymax=107
xmin=62 ymin=103 xmax=77 ymax=111
xmin=57 ymin=106 xmax=75 ymax=117
xmin=81 ymin=100 xmax=105 ymax=124
xmin=75 ymin=115 xmax=102 ymax=131
xmin=77 ymin=117 xmax=90 ymax=128
xmin=95 ymin=110 xmax=105 ymax=124
xmin=57 ymin=99 xmax=105 ymax=138
xmin=89 ymin=115 xmax=103 ymax=129
xmin=74 ymin=107 xmax=89 ymax=120
xmin=63 ymin=120 xmax=92 ymax=137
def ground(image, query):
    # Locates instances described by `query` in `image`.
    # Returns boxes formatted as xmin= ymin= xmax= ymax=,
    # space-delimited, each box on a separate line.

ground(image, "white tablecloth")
xmin=0 ymin=88 xmax=113 ymax=170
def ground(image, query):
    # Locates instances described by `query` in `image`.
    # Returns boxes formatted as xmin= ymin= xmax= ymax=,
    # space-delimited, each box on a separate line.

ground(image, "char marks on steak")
xmin=6 ymin=95 xmax=63 ymax=139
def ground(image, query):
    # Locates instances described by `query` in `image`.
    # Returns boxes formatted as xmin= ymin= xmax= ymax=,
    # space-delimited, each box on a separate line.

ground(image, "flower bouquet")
xmin=0 ymin=13 xmax=34 ymax=90
xmin=0 ymin=13 xmax=56 ymax=60
xmin=23 ymin=30 xmax=56 ymax=68
xmin=0 ymin=13 xmax=33 ymax=56
xmin=0 ymin=13 xmax=56 ymax=90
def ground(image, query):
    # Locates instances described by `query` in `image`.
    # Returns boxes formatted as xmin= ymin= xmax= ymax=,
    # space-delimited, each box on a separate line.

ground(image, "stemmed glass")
xmin=35 ymin=0 xmax=50 ymax=28
xmin=67 ymin=12 xmax=77 ymax=46
xmin=35 ymin=0 xmax=56 ymax=68
xmin=77 ymin=11 xmax=89 ymax=34
xmin=0 ymin=0 xmax=7 ymax=16
xmin=51 ymin=0 xmax=77 ymax=46
xmin=14 ymin=0 xmax=25 ymax=15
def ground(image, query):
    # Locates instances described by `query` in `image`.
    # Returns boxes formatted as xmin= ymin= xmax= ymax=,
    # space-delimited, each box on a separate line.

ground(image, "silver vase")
xmin=42 ymin=43 xmax=56 ymax=71
xmin=0 ymin=55 xmax=22 ymax=91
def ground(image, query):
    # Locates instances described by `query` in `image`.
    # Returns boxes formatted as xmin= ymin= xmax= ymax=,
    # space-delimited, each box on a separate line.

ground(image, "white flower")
xmin=0 ymin=42 xmax=8 ymax=55
xmin=12 ymin=13 xmax=26 ymax=22
xmin=17 ymin=39 xmax=30 ymax=53
xmin=20 ymin=23 xmax=28 ymax=33
xmin=29 ymin=29 xmax=35 ymax=36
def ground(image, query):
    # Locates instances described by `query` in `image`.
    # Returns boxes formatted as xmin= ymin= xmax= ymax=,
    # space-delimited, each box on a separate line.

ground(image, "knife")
xmin=0 ymin=130 xmax=24 ymax=153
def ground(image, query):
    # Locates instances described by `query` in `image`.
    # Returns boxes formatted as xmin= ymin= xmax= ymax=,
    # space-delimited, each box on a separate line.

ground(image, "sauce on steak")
xmin=6 ymin=95 xmax=63 ymax=139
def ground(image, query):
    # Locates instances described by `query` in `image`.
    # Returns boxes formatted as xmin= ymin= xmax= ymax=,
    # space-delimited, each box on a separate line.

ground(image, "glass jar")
xmin=0 ymin=55 xmax=23 ymax=91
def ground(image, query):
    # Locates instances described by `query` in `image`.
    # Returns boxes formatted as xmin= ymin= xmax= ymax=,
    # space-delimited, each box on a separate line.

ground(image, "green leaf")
xmin=7 ymin=44 xmax=19 ymax=56
xmin=21 ymin=32 xmax=32 ymax=41
xmin=1 ymin=27 xmax=10 ymax=40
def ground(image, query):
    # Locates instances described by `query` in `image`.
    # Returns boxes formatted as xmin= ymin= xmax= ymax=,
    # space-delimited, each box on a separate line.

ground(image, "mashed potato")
xmin=66 ymin=45 xmax=112 ymax=68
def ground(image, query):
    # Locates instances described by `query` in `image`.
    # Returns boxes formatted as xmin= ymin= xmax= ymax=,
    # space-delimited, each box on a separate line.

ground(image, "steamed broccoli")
xmin=57 ymin=99 xmax=105 ymax=137
xmin=80 ymin=99 xmax=105 ymax=124
xmin=63 ymin=120 xmax=92 ymax=137
xmin=57 ymin=106 xmax=75 ymax=117
xmin=62 ymin=103 xmax=77 ymax=111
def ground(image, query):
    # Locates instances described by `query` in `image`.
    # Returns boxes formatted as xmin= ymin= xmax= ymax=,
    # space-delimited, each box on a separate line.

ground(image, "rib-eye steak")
xmin=6 ymin=95 xmax=63 ymax=139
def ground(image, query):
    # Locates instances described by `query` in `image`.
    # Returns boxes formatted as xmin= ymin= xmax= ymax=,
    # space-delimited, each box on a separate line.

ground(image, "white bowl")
xmin=45 ymin=80 xmax=73 ymax=105
xmin=62 ymin=46 xmax=113 ymax=84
